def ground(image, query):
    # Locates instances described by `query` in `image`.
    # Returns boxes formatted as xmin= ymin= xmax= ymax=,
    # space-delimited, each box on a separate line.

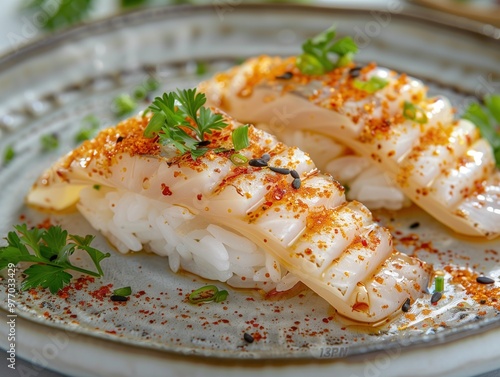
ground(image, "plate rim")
xmin=0 ymin=2 xmax=499 ymax=70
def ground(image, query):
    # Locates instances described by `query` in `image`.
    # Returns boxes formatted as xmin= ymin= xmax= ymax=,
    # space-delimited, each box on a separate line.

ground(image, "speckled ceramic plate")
xmin=0 ymin=3 xmax=500 ymax=376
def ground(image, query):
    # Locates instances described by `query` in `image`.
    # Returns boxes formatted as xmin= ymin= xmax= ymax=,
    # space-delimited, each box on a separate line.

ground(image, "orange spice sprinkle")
xmin=444 ymin=265 xmax=500 ymax=310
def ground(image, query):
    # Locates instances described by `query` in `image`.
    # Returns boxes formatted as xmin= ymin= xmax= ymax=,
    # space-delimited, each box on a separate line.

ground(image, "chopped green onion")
xmin=403 ymin=101 xmax=428 ymax=124
xmin=353 ymin=76 xmax=389 ymax=94
xmin=134 ymin=78 xmax=160 ymax=101
xmin=230 ymin=153 xmax=248 ymax=166
xmin=188 ymin=285 xmax=227 ymax=304
xmin=196 ymin=61 xmax=208 ymax=76
xmin=232 ymin=125 xmax=250 ymax=151
xmin=93 ymin=184 xmax=101 ymax=191
xmin=113 ymin=94 xmax=137 ymax=117
xmin=113 ymin=286 xmax=132 ymax=296
xmin=3 ymin=145 xmax=15 ymax=165
xmin=41 ymin=134 xmax=59 ymax=151
xmin=434 ymin=275 xmax=444 ymax=292
xmin=75 ymin=115 xmax=100 ymax=143
xmin=214 ymin=290 xmax=229 ymax=302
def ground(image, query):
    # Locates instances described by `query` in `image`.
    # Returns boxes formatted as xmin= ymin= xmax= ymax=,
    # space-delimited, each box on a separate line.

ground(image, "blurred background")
xmin=0 ymin=0 xmax=499 ymax=56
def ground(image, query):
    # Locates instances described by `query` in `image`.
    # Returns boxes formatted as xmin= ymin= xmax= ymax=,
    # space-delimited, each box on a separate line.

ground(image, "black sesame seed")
xmin=243 ymin=332 xmax=254 ymax=343
xmin=249 ymin=158 xmax=268 ymax=167
xmin=292 ymin=178 xmax=301 ymax=190
xmin=196 ymin=140 xmax=211 ymax=147
xmin=110 ymin=295 xmax=128 ymax=302
xmin=348 ymin=66 xmax=363 ymax=78
xmin=261 ymin=153 xmax=271 ymax=162
xmin=275 ymin=71 xmax=293 ymax=80
xmin=476 ymin=276 xmax=495 ymax=284
xmin=269 ymin=166 xmax=290 ymax=175
xmin=401 ymin=298 xmax=411 ymax=312
xmin=430 ymin=291 xmax=442 ymax=304
xmin=290 ymin=169 xmax=299 ymax=179
xmin=116 ymin=136 xmax=124 ymax=143
xmin=409 ymin=222 xmax=420 ymax=229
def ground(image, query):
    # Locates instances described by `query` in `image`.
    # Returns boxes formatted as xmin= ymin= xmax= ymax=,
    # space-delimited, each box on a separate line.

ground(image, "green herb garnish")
xmin=196 ymin=61 xmax=208 ymax=76
xmin=75 ymin=115 xmax=100 ymax=143
xmin=230 ymin=153 xmax=248 ymax=166
xmin=434 ymin=275 xmax=444 ymax=293
xmin=0 ymin=224 xmax=110 ymax=294
xmin=144 ymin=88 xmax=249 ymax=159
xmin=23 ymin=0 xmax=93 ymax=31
xmin=113 ymin=94 xmax=137 ymax=117
xmin=188 ymin=285 xmax=228 ymax=304
xmin=463 ymin=94 xmax=500 ymax=168
xmin=41 ymin=134 xmax=59 ymax=151
xmin=403 ymin=101 xmax=428 ymax=124
xmin=113 ymin=286 xmax=132 ymax=296
xmin=3 ymin=145 xmax=15 ymax=165
xmin=353 ymin=76 xmax=389 ymax=94
xmin=296 ymin=26 xmax=358 ymax=75
xmin=133 ymin=77 xmax=160 ymax=101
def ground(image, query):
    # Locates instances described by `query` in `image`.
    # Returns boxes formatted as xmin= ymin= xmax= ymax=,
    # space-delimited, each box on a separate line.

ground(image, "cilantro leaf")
xmin=0 ymin=224 xmax=110 ymax=294
xmin=71 ymin=235 xmax=111 ymax=277
xmin=144 ymin=88 xmax=249 ymax=159
xmin=21 ymin=265 xmax=73 ymax=294
xmin=462 ymin=94 xmax=500 ymax=168
xmin=296 ymin=26 xmax=358 ymax=75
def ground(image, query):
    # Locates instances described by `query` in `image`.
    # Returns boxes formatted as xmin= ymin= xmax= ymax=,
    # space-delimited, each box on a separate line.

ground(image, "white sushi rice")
xmin=263 ymin=126 xmax=411 ymax=211
xmin=77 ymin=186 xmax=299 ymax=291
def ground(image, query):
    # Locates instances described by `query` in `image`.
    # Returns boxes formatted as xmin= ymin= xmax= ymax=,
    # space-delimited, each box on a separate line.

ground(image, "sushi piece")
xmin=27 ymin=89 xmax=431 ymax=324
xmin=200 ymin=56 xmax=500 ymax=239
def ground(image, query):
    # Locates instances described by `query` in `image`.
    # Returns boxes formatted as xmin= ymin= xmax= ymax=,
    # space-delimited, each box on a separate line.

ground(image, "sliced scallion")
xmin=113 ymin=286 xmax=132 ymax=296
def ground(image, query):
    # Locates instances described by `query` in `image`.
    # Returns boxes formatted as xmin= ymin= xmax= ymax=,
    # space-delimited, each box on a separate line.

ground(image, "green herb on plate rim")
xmin=0 ymin=224 xmax=110 ymax=294
xmin=188 ymin=285 xmax=229 ymax=304
xmin=40 ymin=134 xmax=59 ymax=152
xmin=113 ymin=94 xmax=137 ymax=117
xmin=75 ymin=115 xmax=100 ymax=143
xmin=3 ymin=145 xmax=15 ymax=165
xmin=113 ymin=286 xmax=132 ymax=296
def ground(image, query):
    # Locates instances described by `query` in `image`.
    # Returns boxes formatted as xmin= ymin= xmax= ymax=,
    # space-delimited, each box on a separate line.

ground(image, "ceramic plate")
xmin=0 ymin=3 xmax=500 ymax=376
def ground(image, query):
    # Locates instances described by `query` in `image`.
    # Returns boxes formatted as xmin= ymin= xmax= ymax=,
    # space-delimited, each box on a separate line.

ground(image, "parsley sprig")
xmin=296 ymin=26 xmax=358 ymax=75
xmin=144 ymin=89 xmax=249 ymax=159
xmin=0 ymin=224 xmax=110 ymax=294
xmin=462 ymin=94 xmax=500 ymax=168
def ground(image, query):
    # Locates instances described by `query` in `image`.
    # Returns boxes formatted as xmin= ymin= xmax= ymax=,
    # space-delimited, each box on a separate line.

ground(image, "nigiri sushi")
xmin=27 ymin=89 xmax=431 ymax=324
xmin=200 ymin=44 xmax=500 ymax=239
